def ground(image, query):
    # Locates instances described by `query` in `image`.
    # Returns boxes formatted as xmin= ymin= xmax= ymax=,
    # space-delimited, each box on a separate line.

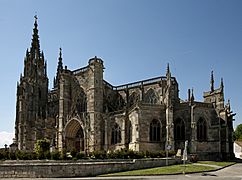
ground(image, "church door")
xmin=65 ymin=119 xmax=85 ymax=152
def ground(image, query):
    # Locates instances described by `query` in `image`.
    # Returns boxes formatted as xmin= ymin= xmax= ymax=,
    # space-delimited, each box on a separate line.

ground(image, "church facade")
xmin=15 ymin=17 xmax=235 ymax=160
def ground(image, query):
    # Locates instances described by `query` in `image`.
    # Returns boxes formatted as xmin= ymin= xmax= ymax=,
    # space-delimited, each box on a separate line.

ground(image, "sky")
xmin=0 ymin=0 xmax=242 ymax=148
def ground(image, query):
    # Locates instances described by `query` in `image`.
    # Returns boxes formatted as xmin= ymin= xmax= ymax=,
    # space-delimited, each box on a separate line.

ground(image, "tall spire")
xmin=54 ymin=48 xmax=63 ymax=89
xmin=30 ymin=15 xmax=40 ymax=59
xmin=57 ymin=47 xmax=63 ymax=72
xmin=210 ymin=71 xmax=214 ymax=92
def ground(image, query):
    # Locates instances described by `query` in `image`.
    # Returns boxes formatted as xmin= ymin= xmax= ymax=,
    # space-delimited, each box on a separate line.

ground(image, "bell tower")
xmin=15 ymin=16 xmax=49 ymax=151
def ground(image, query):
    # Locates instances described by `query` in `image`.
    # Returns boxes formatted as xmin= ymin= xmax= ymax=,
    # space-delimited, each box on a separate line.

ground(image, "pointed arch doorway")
xmin=64 ymin=119 xmax=85 ymax=152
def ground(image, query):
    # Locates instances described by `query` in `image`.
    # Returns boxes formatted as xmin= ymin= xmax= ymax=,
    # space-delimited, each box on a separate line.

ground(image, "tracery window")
xmin=128 ymin=120 xmax=132 ymax=143
xmin=111 ymin=123 xmax=121 ymax=145
xmin=197 ymin=118 xmax=207 ymax=141
xmin=174 ymin=118 xmax=185 ymax=140
xmin=129 ymin=92 xmax=139 ymax=107
xmin=150 ymin=119 xmax=161 ymax=142
xmin=38 ymin=88 xmax=41 ymax=99
xmin=144 ymin=89 xmax=159 ymax=104
xmin=76 ymin=89 xmax=87 ymax=114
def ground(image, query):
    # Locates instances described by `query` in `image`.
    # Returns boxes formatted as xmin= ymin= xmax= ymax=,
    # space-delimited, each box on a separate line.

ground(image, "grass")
xmin=100 ymin=164 xmax=216 ymax=176
xmin=197 ymin=161 xmax=236 ymax=167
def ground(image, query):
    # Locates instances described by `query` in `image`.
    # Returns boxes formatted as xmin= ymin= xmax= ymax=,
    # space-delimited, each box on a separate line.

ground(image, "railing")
xmin=103 ymin=76 xmax=176 ymax=91
xmin=72 ymin=66 xmax=89 ymax=75
xmin=194 ymin=102 xmax=214 ymax=108
xmin=115 ymin=76 xmax=176 ymax=91
xmin=103 ymin=80 xmax=114 ymax=89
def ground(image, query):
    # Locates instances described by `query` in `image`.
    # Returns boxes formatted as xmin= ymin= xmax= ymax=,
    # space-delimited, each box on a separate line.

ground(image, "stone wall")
xmin=0 ymin=158 xmax=180 ymax=178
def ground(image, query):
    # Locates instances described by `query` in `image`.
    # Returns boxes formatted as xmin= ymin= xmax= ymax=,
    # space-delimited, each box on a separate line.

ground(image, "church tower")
xmin=87 ymin=57 xmax=104 ymax=151
xmin=15 ymin=16 xmax=48 ymax=151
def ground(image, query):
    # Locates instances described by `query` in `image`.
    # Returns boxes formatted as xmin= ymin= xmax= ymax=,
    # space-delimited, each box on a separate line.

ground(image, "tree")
xmin=34 ymin=138 xmax=50 ymax=159
xmin=233 ymin=124 xmax=242 ymax=141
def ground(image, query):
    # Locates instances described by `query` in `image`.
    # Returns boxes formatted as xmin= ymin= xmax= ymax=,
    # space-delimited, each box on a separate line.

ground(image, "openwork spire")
xmin=54 ymin=48 xmax=64 ymax=89
xmin=30 ymin=15 xmax=40 ymax=59
xmin=210 ymin=71 xmax=214 ymax=92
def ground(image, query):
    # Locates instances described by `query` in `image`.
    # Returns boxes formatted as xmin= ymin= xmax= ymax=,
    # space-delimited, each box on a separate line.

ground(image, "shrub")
xmin=9 ymin=152 xmax=17 ymax=160
xmin=24 ymin=152 xmax=37 ymax=160
xmin=89 ymin=150 xmax=107 ymax=159
xmin=76 ymin=152 xmax=85 ymax=159
xmin=61 ymin=148 xmax=68 ymax=160
xmin=0 ymin=151 xmax=9 ymax=160
xmin=15 ymin=150 xmax=22 ymax=160
xmin=107 ymin=150 xmax=116 ymax=159
xmin=70 ymin=148 xmax=77 ymax=158
xmin=137 ymin=151 xmax=146 ymax=158
xmin=34 ymin=138 xmax=50 ymax=159
xmin=189 ymin=154 xmax=198 ymax=163
xmin=44 ymin=151 xmax=51 ymax=159
xmin=16 ymin=151 xmax=37 ymax=160
xmin=0 ymin=148 xmax=179 ymax=161
xmin=0 ymin=152 xmax=4 ymax=160
xmin=37 ymin=152 xmax=45 ymax=160
xmin=106 ymin=149 xmax=153 ymax=159
xmin=115 ymin=149 xmax=122 ymax=159
xmin=168 ymin=150 xmax=176 ymax=157
xmin=51 ymin=150 xmax=61 ymax=160
xmin=128 ymin=150 xmax=137 ymax=159
xmin=144 ymin=150 xmax=151 ymax=158
xmin=106 ymin=149 xmax=144 ymax=159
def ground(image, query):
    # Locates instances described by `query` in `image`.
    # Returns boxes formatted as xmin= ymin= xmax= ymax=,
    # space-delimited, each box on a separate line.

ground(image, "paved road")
xmin=3 ymin=163 xmax=242 ymax=180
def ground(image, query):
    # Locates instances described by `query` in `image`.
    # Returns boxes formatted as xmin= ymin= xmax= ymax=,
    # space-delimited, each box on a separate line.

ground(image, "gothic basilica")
xmin=14 ymin=17 xmax=235 ymax=160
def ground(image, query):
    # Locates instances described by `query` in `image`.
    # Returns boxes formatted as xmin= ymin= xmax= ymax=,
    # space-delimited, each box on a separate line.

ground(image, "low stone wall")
xmin=0 ymin=158 xmax=180 ymax=178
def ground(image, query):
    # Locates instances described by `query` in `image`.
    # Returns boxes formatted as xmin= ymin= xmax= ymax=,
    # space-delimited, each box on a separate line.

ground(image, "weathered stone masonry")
xmin=0 ymin=158 xmax=180 ymax=178
xmin=14 ymin=17 xmax=235 ymax=160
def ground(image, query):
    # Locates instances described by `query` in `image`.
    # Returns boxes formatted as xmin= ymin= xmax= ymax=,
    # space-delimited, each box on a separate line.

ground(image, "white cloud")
xmin=0 ymin=131 xmax=14 ymax=148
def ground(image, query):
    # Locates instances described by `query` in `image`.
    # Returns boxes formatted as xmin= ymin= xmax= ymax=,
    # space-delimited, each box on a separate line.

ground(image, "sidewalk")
xmin=193 ymin=163 xmax=221 ymax=169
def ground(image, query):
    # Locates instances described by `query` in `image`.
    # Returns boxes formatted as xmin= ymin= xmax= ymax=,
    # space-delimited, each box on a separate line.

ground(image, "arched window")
xmin=38 ymin=88 xmax=41 ymax=99
xmin=111 ymin=123 xmax=121 ymax=145
xmin=150 ymin=119 xmax=161 ymax=142
xmin=129 ymin=92 xmax=139 ymax=108
xmin=128 ymin=120 xmax=132 ymax=143
xmin=197 ymin=118 xmax=207 ymax=141
xmin=76 ymin=89 xmax=87 ymax=114
xmin=174 ymin=118 xmax=185 ymax=140
xmin=116 ymin=93 xmax=125 ymax=110
xmin=144 ymin=89 xmax=159 ymax=104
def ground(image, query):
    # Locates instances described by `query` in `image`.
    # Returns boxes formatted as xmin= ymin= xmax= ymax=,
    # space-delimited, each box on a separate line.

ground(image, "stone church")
xmin=15 ymin=17 xmax=235 ymax=160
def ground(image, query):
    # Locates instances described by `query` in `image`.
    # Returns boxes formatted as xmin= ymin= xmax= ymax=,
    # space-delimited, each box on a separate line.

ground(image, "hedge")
xmin=0 ymin=148 xmax=176 ymax=161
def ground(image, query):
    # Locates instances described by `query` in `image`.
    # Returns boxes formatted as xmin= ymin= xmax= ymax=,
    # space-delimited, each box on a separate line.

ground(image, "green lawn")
xmin=197 ymin=161 xmax=235 ymax=167
xmin=100 ymin=164 xmax=216 ymax=176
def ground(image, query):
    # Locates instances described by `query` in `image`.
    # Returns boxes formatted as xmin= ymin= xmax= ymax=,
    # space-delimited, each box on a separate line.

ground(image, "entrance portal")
xmin=65 ymin=119 xmax=84 ymax=152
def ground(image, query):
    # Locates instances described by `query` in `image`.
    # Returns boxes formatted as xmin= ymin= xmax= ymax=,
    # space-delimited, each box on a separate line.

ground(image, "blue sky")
xmin=0 ymin=0 xmax=242 ymax=147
